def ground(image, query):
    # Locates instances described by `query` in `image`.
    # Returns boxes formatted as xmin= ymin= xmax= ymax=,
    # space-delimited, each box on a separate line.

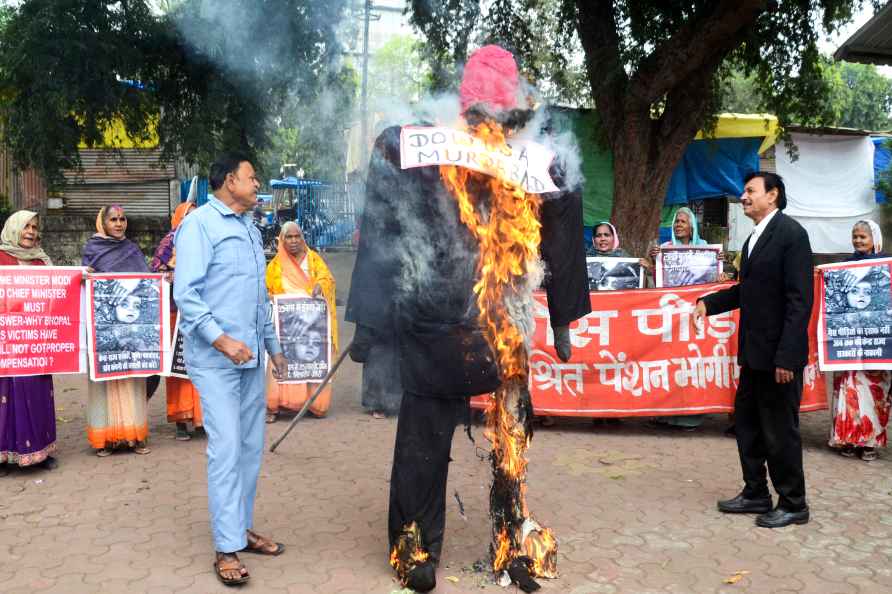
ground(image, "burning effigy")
xmin=345 ymin=45 xmax=590 ymax=592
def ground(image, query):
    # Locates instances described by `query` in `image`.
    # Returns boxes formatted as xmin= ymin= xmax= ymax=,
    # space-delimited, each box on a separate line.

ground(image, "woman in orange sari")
xmin=151 ymin=201 xmax=203 ymax=440
xmin=265 ymin=222 xmax=338 ymax=421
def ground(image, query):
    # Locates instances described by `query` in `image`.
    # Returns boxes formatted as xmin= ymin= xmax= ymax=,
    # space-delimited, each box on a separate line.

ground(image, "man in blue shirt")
xmin=175 ymin=152 xmax=289 ymax=585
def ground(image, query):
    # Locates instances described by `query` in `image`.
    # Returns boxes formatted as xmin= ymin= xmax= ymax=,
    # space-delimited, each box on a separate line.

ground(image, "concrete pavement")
xmin=2 ymin=252 xmax=892 ymax=594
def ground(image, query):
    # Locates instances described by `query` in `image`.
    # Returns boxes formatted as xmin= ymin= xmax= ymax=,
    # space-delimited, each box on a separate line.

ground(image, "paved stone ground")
xmin=3 ymin=252 xmax=892 ymax=594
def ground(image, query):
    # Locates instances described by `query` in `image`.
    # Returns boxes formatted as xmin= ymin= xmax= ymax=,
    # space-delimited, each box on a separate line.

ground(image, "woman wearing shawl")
xmin=586 ymin=222 xmax=627 ymax=257
xmin=82 ymin=205 xmax=151 ymax=456
xmin=651 ymin=207 xmax=711 ymax=429
xmin=829 ymin=220 xmax=892 ymax=461
xmin=151 ymin=201 xmax=203 ymax=441
xmin=265 ymin=221 xmax=338 ymax=421
xmin=0 ymin=211 xmax=58 ymax=474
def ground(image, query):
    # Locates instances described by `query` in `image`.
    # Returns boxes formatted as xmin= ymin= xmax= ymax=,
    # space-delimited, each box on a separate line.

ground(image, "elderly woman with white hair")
xmin=829 ymin=219 xmax=892 ymax=462
xmin=264 ymin=222 xmax=338 ymax=421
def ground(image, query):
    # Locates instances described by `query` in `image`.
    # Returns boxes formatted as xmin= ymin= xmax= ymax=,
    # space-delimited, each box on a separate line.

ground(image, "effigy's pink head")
xmin=459 ymin=45 xmax=519 ymax=115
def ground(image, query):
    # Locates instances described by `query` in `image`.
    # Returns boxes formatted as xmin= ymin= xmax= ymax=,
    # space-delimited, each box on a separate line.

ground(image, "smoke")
xmin=168 ymin=1 xmax=353 ymax=179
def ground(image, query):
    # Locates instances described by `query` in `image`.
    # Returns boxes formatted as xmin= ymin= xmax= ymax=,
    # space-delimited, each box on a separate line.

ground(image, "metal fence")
xmin=266 ymin=179 xmax=358 ymax=253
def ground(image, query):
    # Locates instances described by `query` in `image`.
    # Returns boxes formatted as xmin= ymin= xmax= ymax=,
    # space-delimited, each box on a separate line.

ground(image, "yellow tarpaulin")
xmin=696 ymin=113 xmax=778 ymax=155
xmin=77 ymin=116 xmax=159 ymax=149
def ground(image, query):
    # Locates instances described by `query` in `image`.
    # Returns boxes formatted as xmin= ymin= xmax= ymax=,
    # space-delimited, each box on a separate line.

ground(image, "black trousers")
xmin=735 ymin=366 xmax=807 ymax=511
xmin=388 ymin=391 xmax=466 ymax=564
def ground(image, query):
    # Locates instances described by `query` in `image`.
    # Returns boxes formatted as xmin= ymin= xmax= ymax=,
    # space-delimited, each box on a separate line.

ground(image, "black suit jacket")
xmin=702 ymin=211 xmax=813 ymax=371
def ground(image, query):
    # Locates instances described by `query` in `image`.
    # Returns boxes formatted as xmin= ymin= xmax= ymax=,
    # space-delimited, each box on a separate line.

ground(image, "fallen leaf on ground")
xmin=723 ymin=570 xmax=750 ymax=584
xmin=445 ymin=576 xmax=459 ymax=583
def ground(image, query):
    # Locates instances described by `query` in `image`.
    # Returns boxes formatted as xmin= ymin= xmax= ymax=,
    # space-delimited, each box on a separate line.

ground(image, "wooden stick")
xmin=269 ymin=341 xmax=353 ymax=452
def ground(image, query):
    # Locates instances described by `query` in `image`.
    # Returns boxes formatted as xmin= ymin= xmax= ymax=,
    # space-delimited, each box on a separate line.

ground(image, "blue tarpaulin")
xmin=874 ymin=137 xmax=891 ymax=204
xmin=664 ymin=137 xmax=762 ymax=204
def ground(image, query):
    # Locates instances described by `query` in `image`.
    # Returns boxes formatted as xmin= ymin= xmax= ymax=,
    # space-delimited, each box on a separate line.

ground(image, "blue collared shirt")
xmin=173 ymin=195 xmax=281 ymax=369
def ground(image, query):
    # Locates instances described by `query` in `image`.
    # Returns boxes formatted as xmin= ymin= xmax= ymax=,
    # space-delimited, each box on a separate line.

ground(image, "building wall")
xmin=0 ymin=150 xmax=47 ymax=211
xmin=59 ymin=149 xmax=176 ymax=218
xmin=40 ymin=213 xmax=170 ymax=267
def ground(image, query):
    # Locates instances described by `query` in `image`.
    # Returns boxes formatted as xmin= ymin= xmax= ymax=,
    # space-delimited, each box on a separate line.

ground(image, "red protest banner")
xmin=0 ymin=266 xmax=85 ymax=377
xmin=472 ymin=282 xmax=827 ymax=417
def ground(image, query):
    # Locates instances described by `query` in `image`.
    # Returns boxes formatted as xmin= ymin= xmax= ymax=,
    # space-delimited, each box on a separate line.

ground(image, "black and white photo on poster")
xmin=273 ymin=294 xmax=330 ymax=383
xmin=585 ymin=257 xmax=644 ymax=291
xmin=819 ymin=259 xmax=892 ymax=370
xmin=87 ymin=273 xmax=170 ymax=380
xmin=656 ymin=245 xmax=722 ymax=288
xmin=168 ymin=314 xmax=188 ymax=379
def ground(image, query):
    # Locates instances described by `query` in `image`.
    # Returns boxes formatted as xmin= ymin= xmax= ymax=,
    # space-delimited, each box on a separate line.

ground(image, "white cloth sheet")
xmin=774 ymin=133 xmax=878 ymax=254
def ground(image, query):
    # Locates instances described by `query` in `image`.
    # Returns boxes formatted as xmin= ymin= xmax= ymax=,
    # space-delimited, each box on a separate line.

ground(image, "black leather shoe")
xmin=755 ymin=507 xmax=809 ymax=528
xmin=717 ymin=493 xmax=772 ymax=514
xmin=403 ymin=560 xmax=436 ymax=592
xmin=553 ymin=325 xmax=572 ymax=362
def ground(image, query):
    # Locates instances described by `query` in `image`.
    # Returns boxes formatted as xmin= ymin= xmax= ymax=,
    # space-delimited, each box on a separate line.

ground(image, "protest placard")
xmin=586 ymin=257 xmax=644 ymax=291
xmin=472 ymin=283 xmax=826 ymax=416
xmin=86 ymin=273 xmax=170 ymax=381
xmin=656 ymin=244 xmax=723 ymax=288
xmin=167 ymin=313 xmax=188 ymax=379
xmin=273 ymin=294 xmax=331 ymax=383
xmin=0 ymin=266 xmax=86 ymax=377
xmin=399 ymin=125 xmax=559 ymax=194
xmin=818 ymin=258 xmax=892 ymax=370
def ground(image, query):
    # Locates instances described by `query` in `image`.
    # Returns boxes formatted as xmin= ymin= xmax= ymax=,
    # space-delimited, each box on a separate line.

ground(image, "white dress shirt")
xmin=747 ymin=207 xmax=779 ymax=257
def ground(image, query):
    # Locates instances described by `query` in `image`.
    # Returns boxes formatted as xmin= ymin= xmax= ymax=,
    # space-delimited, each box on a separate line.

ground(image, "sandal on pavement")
xmin=96 ymin=448 xmax=112 ymax=458
xmin=861 ymin=447 xmax=878 ymax=461
xmin=266 ymin=413 xmax=278 ymax=424
xmin=241 ymin=529 xmax=285 ymax=556
xmin=134 ymin=441 xmax=151 ymax=455
xmin=839 ymin=445 xmax=857 ymax=458
xmin=371 ymin=410 xmax=385 ymax=419
xmin=214 ymin=552 xmax=249 ymax=586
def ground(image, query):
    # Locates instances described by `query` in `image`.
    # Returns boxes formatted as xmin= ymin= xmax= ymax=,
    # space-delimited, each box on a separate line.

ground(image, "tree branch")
xmin=574 ymin=0 xmax=626 ymax=136
xmin=630 ymin=0 xmax=765 ymax=105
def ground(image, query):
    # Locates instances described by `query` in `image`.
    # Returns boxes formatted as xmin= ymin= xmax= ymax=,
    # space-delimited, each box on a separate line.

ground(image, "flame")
xmin=389 ymin=521 xmax=430 ymax=584
xmin=440 ymin=120 xmax=557 ymax=580
xmin=523 ymin=525 xmax=558 ymax=578
xmin=492 ymin=526 xmax=512 ymax=571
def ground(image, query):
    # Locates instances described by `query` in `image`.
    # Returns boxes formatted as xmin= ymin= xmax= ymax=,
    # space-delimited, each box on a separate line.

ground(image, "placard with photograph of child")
xmin=86 ymin=273 xmax=170 ymax=380
xmin=819 ymin=259 xmax=892 ymax=370
xmin=273 ymin=294 xmax=331 ymax=383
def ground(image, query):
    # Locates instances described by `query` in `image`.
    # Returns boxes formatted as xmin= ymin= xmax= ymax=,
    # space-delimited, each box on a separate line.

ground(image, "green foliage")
xmin=0 ymin=0 xmax=162 ymax=187
xmin=257 ymin=64 xmax=357 ymax=182
xmin=409 ymin=0 xmax=879 ymax=250
xmin=409 ymin=0 xmax=589 ymax=105
xmin=833 ymin=62 xmax=892 ymax=130
xmin=722 ymin=60 xmax=892 ymax=130
xmin=409 ymin=1 xmax=871 ymax=127
xmin=368 ymin=35 xmax=431 ymax=104
xmin=408 ymin=0 xmax=481 ymax=90
xmin=0 ymin=0 xmax=349 ymax=186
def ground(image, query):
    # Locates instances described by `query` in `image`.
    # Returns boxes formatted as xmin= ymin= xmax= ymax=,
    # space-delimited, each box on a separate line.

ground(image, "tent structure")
xmin=834 ymin=2 xmax=892 ymax=65
xmin=552 ymin=109 xmax=778 ymax=243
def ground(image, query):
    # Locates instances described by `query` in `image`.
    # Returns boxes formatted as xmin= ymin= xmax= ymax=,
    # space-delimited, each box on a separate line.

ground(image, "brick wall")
xmin=40 ymin=213 xmax=170 ymax=266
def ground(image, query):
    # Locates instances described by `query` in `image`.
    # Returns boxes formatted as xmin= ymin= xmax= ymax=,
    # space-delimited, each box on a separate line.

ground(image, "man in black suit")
xmin=693 ymin=171 xmax=813 ymax=528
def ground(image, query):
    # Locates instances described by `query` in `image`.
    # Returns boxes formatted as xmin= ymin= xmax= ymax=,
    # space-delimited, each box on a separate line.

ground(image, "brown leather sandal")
xmin=241 ymin=529 xmax=285 ymax=556
xmin=214 ymin=552 xmax=249 ymax=586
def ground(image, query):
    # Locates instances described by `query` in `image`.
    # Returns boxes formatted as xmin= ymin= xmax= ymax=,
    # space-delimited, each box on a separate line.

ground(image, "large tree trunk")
xmin=610 ymin=117 xmax=688 ymax=258
xmin=573 ymin=0 xmax=766 ymax=256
